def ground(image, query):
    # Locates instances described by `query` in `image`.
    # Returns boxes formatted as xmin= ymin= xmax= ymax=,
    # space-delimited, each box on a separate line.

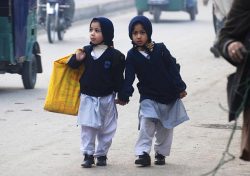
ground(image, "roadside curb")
xmin=73 ymin=1 xmax=134 ymax=22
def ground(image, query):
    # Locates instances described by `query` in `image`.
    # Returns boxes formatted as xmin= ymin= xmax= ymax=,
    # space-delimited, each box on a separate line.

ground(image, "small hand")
xmin=203 ymin=0 xmax=209 ymax=6
xmin=115 ymin=99 xmax=128 ymax=106
xmin=228 ymin=41 xmax=247 ymax=63
xmin=75 ymin=49 xmax=86 ymax=61
xmin=179 ymin=91 xmax=187 ymax=99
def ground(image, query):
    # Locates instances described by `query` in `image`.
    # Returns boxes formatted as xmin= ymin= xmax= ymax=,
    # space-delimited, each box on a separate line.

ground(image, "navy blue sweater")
xmin=68 ymin=45 xmax=125 ymax=97
xmin=118 ymin=43 xmax=186 ymax=104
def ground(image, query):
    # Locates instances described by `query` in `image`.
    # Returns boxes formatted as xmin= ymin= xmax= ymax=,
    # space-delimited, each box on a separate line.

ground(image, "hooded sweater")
xmin=68 ymin=17 xmax=125 ymax=97
xmin=118 ymin=43 xmax=186 ymax=104
xmin=68 ymin=46 xmax=125 ymax=97
xmin=118 ymin=16 xmax=186 ymax=104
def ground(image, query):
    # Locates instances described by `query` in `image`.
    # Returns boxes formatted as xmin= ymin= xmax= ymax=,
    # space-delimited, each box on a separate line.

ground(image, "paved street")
xmin=74 ymin=0 xmax=127 ymax=8
xmin=0 ymin=2 xmax=250 ymax=176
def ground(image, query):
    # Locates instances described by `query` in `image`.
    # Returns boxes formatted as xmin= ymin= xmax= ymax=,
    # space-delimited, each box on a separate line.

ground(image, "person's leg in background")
xmin=38 ymin=0 xmax=46 ymax=24
xmin=241 ymin=106 xmax=250 ymax=161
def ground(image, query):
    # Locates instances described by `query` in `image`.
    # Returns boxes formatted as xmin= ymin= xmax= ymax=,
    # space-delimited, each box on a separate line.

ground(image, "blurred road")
xmin=73 ymin=0 xmax=134 ymax=21
xmin=74 ymin=0 xmax=125 ymax=8
xmin=0 ymin=1 xmax=250 ymax=176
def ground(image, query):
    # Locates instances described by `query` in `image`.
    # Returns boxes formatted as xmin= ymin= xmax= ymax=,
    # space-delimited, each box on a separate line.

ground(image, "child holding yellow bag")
xmin=67 ymin=17 xmax=125 ymax=168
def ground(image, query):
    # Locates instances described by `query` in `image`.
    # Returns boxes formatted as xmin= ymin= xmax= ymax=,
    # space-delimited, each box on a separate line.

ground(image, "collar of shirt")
xmin=91 ymin=44 xmax=108 ymax=60
xmin=139 ymin=50 xmax=150 ymax=59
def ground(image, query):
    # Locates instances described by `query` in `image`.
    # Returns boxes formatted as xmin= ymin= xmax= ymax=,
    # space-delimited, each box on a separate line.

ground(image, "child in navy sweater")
xmin=117 ymin=15 xmax=189 ymax=166
xmin=68 ymin=17 xmax=125 ymax=168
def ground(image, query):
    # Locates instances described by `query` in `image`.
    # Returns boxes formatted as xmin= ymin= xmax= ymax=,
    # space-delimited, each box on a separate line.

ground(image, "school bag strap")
xmin=158 ymin=42 xmax=180 ymax=72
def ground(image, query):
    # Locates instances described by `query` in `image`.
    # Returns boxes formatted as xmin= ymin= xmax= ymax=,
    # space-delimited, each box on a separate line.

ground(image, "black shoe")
xmin=135 ymin=152 xmax=151 ymax=166
xmin=154 ymin=153 xmax=165 ymax=165
xmin=96 ymin=155 xmax=107 ymax=166
xmin=210 ymin=46 xmax=220 ymax=58
xmin=81 ymin=154 xmax=94 ymax=168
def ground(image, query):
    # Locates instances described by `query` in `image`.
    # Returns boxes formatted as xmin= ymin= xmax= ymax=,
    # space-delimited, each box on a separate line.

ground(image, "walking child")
xmin=67 ymin=17 xmax=125 ymax=168
xmin=117 ymin=15 xmax=189 ymax=166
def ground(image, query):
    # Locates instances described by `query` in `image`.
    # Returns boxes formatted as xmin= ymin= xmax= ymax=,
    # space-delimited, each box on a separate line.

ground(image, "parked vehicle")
xmin=135 ymin=0 xmax=198 ymax=23
xmin=0 ymin=0 xmax=42 ymax=89
xmin=39 ymin=0 xmax=74 ymax=43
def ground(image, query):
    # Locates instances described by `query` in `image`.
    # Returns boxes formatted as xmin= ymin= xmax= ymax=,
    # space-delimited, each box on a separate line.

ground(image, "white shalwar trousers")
xmin=135 ymin=99 xmax=189 ymax=156
xmin=80 ymin=121 xmax=117 ymax=157
xmin=135 ymin=118 xmax=173 ymax=156
xmin=78 ymin=93 xmax=117 ymax=157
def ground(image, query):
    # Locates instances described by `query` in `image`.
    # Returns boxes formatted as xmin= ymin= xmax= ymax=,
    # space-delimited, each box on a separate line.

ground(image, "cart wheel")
xmin=153 ymin=7 xmax=161 ymax=23
xmin=189 ymin=8 xmax=196 ymax=21
xmin=188 ymin=5 xmax=197 ymax=21
xmin=22 ymin=54 xmax=37 ymax=89
xmin=47 ymin=14 xmax=57 ymax=43
xmin=137 ymin=10 xmax=144 ymax=16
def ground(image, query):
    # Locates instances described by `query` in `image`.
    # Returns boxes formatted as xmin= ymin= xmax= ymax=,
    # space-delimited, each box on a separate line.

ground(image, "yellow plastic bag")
xmin=44 ymin=54 xmax=84 ymax=115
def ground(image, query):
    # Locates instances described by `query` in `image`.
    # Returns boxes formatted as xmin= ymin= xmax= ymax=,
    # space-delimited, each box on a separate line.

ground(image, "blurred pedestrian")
xmin=203 ymin=0 xmax=233 ymax=58
xmin=68 ymin=17 xmax=125 ymax=168
xmin=117 ymin=15 xmax=189 ymax=166
xmin=218 ymin=0 xmax=250 ymax=161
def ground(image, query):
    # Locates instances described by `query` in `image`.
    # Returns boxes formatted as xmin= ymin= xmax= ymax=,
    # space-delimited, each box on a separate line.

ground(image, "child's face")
xmin=132 ymin=23 xmax=148 ymax=47
xmin=89 ymin=21 xmax=104 ymax=45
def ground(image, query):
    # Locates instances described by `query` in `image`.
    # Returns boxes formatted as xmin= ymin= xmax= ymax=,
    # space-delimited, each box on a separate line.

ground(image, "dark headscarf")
xmin=128 ymin=15 xmax=152 ymax=42
xmin=128 ymin=15 xmax=154 ymax=52
xmin=90 ymin=17 xmax=114 ymax=47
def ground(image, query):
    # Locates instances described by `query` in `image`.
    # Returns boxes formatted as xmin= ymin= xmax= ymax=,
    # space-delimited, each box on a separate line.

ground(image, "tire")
xmin=57 ymin=28 xmax=64 ymax=40
xmin=22 ymin=54 xmax=37 ymax=89
xmin=57 ymin=19 xmax=65 ymax=41
xmin=137 ymin=10 xmax=143 ymax=16
xmin=47 ymin=14 xmax=56 ymax=43
xmin=189 ymin=7 xmax=196 ymax=21
xmin=153 ymin=7 xmax=161 ymax=23
xmin=188 ymin=4 xmax=197 ymax=21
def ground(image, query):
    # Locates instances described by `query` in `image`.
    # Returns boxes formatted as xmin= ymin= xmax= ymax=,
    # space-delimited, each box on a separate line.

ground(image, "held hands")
xmin=179 ymin=91 xmax=187 ymax=99
xmin=75 ymin=49 xmax=86 ymax=61
xmin=228 ymin=41 xmax=248 ymax=63
xmin=115 ymin=91 xmax=187 ymax=105
xmin=203 ymin=0 xmax=209 ymax=6
xmin=115 ymin=99 xmax=128 ymax=106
